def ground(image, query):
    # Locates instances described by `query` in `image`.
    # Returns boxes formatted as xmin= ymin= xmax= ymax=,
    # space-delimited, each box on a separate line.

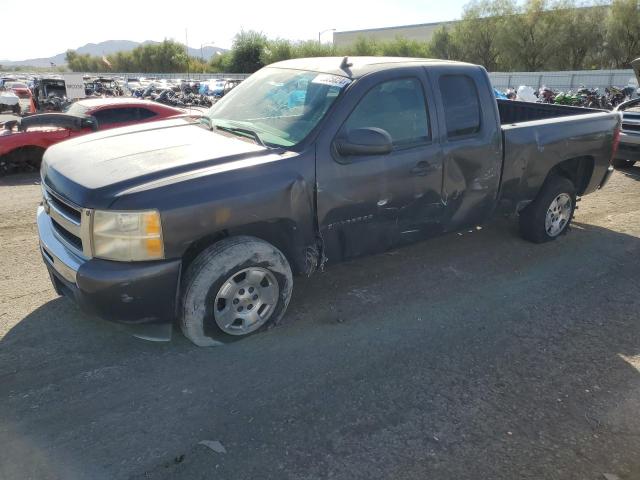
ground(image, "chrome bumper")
xmin=37 ymin=206 xmax=84 ymax=284
xmin=619 ymin=131 xmax=640 ymax=146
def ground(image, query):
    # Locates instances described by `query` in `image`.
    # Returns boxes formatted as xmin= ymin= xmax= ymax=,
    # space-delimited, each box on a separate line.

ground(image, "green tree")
xmin=452 ymin=0 xmax=513 ymax=70
xmin=292 ymin=40 xmax=336 ymax=58
xmin=428 ymin=26 xmax=460 ymax=60
xmin=348 ymin=36 xmax=380 ymax=55
xmin=501 ymin=0 xmax=559 ymax=71
xmin=262 ymin=38 xmax=295 ymax=65
xmin=228 ymin=30 xmax=268 ymax=73
xmin=376 ymin=36 xmax=430 ymax=57
xmin=551 ymin=2 xmax=606 ymax=70
xmin=605 ymin=0 xmax=640 ymax=68
xmin=209 ymin=52 xmax=233 ymax=73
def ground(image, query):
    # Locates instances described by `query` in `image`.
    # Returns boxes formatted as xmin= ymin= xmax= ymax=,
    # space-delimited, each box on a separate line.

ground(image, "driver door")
xmin=316 ymin=68 xmax=444 ymax=263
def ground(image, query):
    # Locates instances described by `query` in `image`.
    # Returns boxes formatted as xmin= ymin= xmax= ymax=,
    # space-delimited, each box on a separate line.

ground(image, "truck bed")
xmin=497 ymin=99 xmax=603 ymax=125
xmin=497 ymin=100 xmax=620 ymax=214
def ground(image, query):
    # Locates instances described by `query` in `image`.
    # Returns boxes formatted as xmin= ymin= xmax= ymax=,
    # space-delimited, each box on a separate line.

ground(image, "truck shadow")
xmin=616 ymin=163 xmax=640 ymax=180
xmin=1 ymin=219 xmax=640 ymax=479
xmin=0 ymin=171 xmax=41 ymax=187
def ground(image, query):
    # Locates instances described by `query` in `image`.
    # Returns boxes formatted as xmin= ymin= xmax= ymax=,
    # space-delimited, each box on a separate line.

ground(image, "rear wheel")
xmin=180 ymin=236 xmax=293 ymax=346
xmin=612 ymin=158 xmax=636 ymax=169
xmin=519 ymin=175 xmax=576 ymax=243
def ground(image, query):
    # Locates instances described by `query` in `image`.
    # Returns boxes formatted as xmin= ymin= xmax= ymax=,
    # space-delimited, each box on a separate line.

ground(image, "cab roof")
xmin=268 ymin=56 xmax=476 ymax=79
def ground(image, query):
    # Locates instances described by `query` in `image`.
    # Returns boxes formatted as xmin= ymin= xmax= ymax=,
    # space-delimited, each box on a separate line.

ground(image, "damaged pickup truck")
xmin=37 ymin=57 xmax=621 ymax=346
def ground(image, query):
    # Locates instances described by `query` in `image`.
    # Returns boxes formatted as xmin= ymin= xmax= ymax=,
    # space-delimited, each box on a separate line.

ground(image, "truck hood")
xmin=42 ymin=118 xmax=278 ymax=208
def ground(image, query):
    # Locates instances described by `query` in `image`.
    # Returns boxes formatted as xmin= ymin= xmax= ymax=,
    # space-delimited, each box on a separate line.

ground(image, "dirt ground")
xmin=1 ymin=168 xmax=639 ymax=480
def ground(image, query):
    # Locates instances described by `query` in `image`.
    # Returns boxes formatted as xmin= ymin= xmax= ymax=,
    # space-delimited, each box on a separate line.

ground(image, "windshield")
xmin=207 ymin=67 xmax=349 ymax=147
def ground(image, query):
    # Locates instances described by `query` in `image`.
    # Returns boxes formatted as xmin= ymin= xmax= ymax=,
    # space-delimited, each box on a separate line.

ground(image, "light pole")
xmin=318 ymin=28 xmax=336 ymax=45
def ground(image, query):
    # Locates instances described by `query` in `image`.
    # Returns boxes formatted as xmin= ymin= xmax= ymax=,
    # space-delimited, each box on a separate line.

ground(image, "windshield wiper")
xmin=215 ymin=125 xmax=266 ymax=147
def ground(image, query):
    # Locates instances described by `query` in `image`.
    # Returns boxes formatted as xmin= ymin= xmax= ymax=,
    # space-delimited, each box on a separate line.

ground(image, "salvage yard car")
xmin=37 ymin=57 xmax=621 ymax=346
xmin=613 ymin=57 xmax=640 ymax=168
xmin=0 ymin=98 xmax=185 ymax=174
xmin=3 ymin=81 xmax=36 ymax=114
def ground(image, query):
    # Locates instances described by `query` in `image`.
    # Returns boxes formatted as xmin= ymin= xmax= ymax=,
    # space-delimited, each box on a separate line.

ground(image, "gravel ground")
xmin=0 ymin=168 xmax=639 ymax=480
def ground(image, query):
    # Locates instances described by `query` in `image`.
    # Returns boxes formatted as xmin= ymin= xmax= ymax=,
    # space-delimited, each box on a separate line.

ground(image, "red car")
xmin=0 ymin=98 xmax=185 ymax=174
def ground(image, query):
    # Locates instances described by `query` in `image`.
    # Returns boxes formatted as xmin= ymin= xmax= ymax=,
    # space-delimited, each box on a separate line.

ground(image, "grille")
xmin=48 ymin=194 xmax=81 ymax=224
xmin=43 ymin=184 xmax=87 ymax=257
xmin=51 ymin=218 xmax=83 ymax=250
xmin=622 ymin=123 xmax=640 ymax=133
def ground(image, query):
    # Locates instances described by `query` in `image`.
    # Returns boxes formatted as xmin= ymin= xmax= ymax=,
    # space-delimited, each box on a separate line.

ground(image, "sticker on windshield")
xmin=311 ymin=74 xmax=351 ymax=88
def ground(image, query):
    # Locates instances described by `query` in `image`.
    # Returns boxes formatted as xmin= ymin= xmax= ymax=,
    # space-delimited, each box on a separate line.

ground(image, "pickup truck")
xmin=37 ymin=57 xmax=621 ymax=346
xmin=613 ymin=58 xmax=640 ymax=168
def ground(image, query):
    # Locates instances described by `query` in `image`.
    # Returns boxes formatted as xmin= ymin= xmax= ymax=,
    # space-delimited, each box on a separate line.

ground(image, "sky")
xmin=0 ymin=0 xmax=469 ymax=61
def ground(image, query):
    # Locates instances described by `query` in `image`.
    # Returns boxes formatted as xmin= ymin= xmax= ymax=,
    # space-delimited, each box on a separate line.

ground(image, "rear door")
xmin=426 ymin=67 xmax=503 ymax=230
xmin=316 ymin=67 xmax=445 ymax=263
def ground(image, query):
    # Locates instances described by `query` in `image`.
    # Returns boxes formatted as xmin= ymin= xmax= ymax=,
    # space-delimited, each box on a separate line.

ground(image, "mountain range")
xmin=1 ymin=40 xmax=227 ymax=68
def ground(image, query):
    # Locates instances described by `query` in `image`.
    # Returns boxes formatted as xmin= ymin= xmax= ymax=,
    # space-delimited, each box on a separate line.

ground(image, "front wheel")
xmin=519 ymin=175 xmax=576 ymax=243
xmin=180 ymin=236 xmax=293 ymax=346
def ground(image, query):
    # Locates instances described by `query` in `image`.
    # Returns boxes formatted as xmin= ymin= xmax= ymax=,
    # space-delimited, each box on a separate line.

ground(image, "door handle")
xmin=410 ymin=161 xmax=433 ymax=176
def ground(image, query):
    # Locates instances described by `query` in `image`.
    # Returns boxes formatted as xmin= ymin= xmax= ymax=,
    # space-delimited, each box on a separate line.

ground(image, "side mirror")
xmin=335 ymin=127 xmax=393 ymax=157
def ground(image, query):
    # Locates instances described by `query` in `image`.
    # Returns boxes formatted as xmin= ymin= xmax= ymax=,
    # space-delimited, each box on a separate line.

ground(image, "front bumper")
xmin=38 ymin=206 xmax=181 ymax=325
xmin=617 ymin=132 xmax=640 ymax=162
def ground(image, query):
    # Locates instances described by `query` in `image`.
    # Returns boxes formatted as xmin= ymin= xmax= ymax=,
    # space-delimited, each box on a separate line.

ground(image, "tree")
xmin=552 ymin=2 xmax=606 ymax=70
xmin=228 ymin=30 xmax=268 ymax=73
xmin=377 ymin=36 xmax=430 ymax=57
xmin=348 ymin=36 xmax=380 ymax=56
xmin=501 ymin=0 xmax=559 ymax=71
xmin=452 ymin=0 xmax=513 ymax=71
xmin=262 ymin=39 xmax=295 ymax=65
xmin=292 ymin=40 xmax=336 ymax=58
xmin=209 ymin=52 xmax=233 ymax=73
xmin=605 ymin=0 xmax=640 ymax=68
xmin=428 ymin=26 xmax=460 ymax=60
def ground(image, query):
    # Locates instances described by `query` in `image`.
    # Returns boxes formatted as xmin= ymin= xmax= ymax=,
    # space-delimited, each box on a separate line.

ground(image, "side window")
xmin=137 ymin=108 xmax=157 ymax=120
xmin=439 ymin=75 xmax=481 ymax=139
xmin=93 ymin=107 xmax=139 ymax=125
xmin=342 ymin=78 xmax=430 ymax=148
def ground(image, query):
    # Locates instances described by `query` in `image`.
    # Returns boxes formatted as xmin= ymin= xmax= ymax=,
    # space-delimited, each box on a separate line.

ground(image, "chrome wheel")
xmin=213 ymin=267 xmax=279 ymax=335
xmin=545 ymin=193 xmax=572 ymax=237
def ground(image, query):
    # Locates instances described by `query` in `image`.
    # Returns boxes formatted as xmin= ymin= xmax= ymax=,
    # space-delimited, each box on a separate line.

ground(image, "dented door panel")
xmin=425 ymin=66 xmax=504 ymax=232
xmin=315 ymin=67 xmax=444 ymax=263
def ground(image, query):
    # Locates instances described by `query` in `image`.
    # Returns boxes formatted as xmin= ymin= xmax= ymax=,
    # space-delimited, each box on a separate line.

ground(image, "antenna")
xmin=340 ymin=56 xmax=353 ymax=70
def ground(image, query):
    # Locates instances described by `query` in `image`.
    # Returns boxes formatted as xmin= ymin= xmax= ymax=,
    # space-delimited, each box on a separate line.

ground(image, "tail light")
xmin=610 ymin=125 xmax=621 ymax=165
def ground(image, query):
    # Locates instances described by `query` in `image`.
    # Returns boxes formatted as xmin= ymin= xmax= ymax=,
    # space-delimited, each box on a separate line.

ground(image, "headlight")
xmin=92 ymin=210 xmax=164 ymax=261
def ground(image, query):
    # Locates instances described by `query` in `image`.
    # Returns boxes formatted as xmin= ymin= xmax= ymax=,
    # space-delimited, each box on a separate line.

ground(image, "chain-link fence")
xmin=4 ymin=69 xmax=637 ymax=91
xmin=116 ymin=69 xmax=636 ymax=90
xmin=488 ymin=69 xmax=638 ymax=91
xmin=100 ymin=73 xmax=251 ymax=81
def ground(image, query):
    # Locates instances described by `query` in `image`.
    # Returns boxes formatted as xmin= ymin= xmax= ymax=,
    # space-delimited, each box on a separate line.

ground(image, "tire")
xmin=612 ymin=158 xmax=636 ymax=169
xmin=519 ymin=175 xmax=576 ymax=243
xmin=0 ymin=147 xmax=44 ymax=175
xmin=180 ymin=236 xmax=293 ymax=346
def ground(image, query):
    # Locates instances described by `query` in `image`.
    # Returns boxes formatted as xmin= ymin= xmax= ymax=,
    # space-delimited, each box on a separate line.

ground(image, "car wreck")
xmin=36 ymin=57 xmax=621 ymax=346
